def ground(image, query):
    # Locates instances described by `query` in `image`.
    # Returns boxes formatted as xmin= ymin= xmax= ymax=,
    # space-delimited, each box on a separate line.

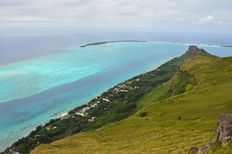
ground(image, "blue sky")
xmin=0 ymin=0 xmax=232 ymax=33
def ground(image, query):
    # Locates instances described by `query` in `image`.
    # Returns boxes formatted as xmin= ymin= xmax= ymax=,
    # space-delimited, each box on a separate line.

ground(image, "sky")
xmin=0 ymin=0 xmax=232 ymax=33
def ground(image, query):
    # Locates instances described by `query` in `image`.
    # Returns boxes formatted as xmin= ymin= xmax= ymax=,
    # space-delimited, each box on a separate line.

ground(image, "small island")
xmin=222 ymin=45 xmax=232 ymax=48
xmin=80 ymin=40 xmax=146 ymax=47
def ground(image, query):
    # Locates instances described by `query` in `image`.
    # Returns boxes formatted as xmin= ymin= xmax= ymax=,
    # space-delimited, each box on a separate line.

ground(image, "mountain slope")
xmin=29 ymin=47 xmax=232 ymax=153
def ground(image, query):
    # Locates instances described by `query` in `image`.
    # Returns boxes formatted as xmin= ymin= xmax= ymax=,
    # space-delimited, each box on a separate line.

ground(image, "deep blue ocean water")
xmin=0 ymin=41 xmax=231 ymax=150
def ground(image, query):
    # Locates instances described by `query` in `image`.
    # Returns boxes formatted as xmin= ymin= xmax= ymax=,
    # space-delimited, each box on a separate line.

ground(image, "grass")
xmin=31 ymin=119 xmax=216 ymax=154
xmin=31 ymin=51 xmax=232 ymax=154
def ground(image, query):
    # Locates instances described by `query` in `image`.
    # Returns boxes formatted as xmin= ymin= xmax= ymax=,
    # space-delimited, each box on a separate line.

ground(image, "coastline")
xmin=2 ymin=42 xmax=231 ymax=153
xmin=3 ymin=52 xmax=183 ymax=153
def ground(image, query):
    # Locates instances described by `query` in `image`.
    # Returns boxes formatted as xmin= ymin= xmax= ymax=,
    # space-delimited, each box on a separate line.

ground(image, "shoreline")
xmin=3 ymin=51 xmax=183 ymax=153
xmin=2 ymin=43 xmax=231 ymax=153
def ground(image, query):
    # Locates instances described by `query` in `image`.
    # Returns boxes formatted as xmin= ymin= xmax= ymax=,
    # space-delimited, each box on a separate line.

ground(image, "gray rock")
xmin=189 ymin=143 xmax=212 ymax=154
xmin=183 ymin=45 xmax=211 ymax=58
xmin=216 ymin=113 xmax=232 ymax=144
xmin=189 ymin=147 xmax=199 ymax=154
xmin=198 ymin=144 xmax=211 ymax=154
xmin=189 ymin=113 xmax=232 ymax=154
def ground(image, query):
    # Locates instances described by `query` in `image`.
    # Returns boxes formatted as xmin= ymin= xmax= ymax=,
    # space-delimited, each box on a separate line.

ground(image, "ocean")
xmin=0 ymin=40 xmax=231 ymax=151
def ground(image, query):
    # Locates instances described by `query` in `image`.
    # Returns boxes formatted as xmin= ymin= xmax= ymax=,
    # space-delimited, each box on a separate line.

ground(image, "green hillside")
xmin=29 ymin=46 xmax=232 ymax=153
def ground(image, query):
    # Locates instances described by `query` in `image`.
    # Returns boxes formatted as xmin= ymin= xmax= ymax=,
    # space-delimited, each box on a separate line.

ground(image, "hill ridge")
xmin=182 ymin=45 xmax=212 ymax=58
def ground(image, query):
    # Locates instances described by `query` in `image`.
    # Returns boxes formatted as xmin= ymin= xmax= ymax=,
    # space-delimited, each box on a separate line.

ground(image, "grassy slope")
xmin=31 ymin=53 xmax=232 ymax=154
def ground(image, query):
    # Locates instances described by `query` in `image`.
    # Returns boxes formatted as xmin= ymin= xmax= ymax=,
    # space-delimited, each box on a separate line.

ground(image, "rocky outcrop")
xmin=189 ymin=143 xmax=212 ymax=154
xmin=183 ymin=45 xmax=211 ymax=58
xmin=189 ymin=113 xmax=232 ymax=154
xmin=216 ymin=113 xmax=232 ymax=144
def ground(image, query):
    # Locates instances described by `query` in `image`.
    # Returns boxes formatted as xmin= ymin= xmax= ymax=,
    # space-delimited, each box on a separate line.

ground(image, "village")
xmin=66 ymin=77 xmax=142 ymax=123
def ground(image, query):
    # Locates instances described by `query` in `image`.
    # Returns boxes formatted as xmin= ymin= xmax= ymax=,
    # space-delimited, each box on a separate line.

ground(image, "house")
xmin=87 ymin=117 xmax=95 ymax=122
xmin=103 ymin=98 xmax=110 ymax=102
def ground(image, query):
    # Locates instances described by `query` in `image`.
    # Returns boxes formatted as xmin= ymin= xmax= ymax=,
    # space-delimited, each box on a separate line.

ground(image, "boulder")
xmin=189 ymin=144 xmax=211 ymax=154
xmin=189 ymin=147 xmax=199 ymax=154
xmin=216 ymin=113 xmax=232 ymax=144
xmin=188 ymin=113 xmax=232 ymax=154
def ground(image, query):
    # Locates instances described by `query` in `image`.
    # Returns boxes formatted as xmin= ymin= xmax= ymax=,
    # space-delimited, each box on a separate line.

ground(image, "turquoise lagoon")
xmin=0 ymin=41 xmax=231 ymax=150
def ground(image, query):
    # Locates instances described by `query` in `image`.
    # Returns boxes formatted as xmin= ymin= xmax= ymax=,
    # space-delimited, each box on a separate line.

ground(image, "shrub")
xmin=139 ymin=112 xmax=148 ymax=117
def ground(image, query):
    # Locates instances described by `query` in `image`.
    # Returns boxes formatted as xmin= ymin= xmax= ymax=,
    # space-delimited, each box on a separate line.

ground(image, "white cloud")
xmin=204 ymin=15 xmax=214 ymax=21
xmin=0 ymin=0 xmax=231 ymax=32
xmin=199 ymin=15 xmax=215 ymax=24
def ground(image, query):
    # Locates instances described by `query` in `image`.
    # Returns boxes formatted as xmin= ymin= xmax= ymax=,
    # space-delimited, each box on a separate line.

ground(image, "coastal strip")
xmin=2 ymin=49 xmax=184 ymax=154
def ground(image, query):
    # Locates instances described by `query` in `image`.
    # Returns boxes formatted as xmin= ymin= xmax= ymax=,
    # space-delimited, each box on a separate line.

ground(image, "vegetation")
xmin=6 ymin=46 xmax=232 ymax=154
xmin=3 ymin=45 xmax=182 ymax=154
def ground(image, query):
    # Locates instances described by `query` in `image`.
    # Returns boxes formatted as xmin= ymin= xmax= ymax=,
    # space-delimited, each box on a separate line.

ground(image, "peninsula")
xmin=3 ymin=46 xmax=232 ymax=154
